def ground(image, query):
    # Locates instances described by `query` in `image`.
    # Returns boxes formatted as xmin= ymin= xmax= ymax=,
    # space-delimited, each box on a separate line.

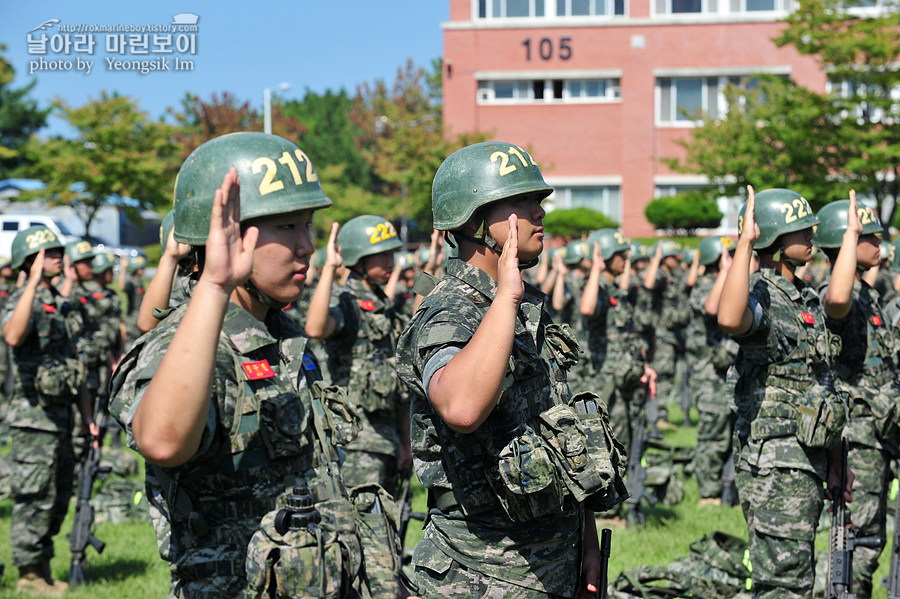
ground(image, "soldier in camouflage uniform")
xmin=306 ymin=214 xmax=411 ymax=503
xmin=579 ymin=228 xmax=656 ymax=452
xmin=136 ymin=210 xmax=196 ymax=334
xmin=718 ymin=186 xmax=852 ymax=599
xmin=108 ymin=132 xmax=373 ymax=598
xmin=545 ymin=239 xmax=592 ymax=394
xmin=3 ymin=226 xmax=98 ymax=596
xmin=813 ymin=195 xmax=900 ymax=598
xmin=0 ymin=256 xmax=16 ymax=437
xmin=119 ymin=254 xmax=147 ymax=347
xmin=396 ymin=141 xmax=628 ymax=598
xmin=689 ymin=236 xmax=739 ymax=505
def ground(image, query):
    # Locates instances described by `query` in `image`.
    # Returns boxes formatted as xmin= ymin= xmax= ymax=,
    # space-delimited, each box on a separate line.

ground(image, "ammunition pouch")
xmin=312 ymin=382 xmax=361 ymax=447
xmin=752 ymin=371 xmax=846 ymax=449
xmin=349 ymin=483 xmax=400 ymax=598
xmin=34 ymin=357 xmax=82 ymax=406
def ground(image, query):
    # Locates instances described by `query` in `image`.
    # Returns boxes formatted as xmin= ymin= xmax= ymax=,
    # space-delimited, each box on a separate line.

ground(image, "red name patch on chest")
xmin=872 ymin=315 xmax=882 ymax=326
xmin=800 ymin=312 xmax=815 ymax=324
xmin=359 ymin=300 xmax=375 ymax=311
xmin=42 ymin=303 xmax=55 ymax=313
xmin=609 ymin=297 xmax=618 ymax=307
xmin=242 ymin=359 xmax=275 ymax=380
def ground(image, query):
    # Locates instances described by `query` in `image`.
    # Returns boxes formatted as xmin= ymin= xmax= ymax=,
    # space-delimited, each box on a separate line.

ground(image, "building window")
xmin=478 ymin=0 xmax=624 ymax=17
xmin=479 ymin=77 xmax=621 ymax=103
xmin=653 ymin=0 xmax=789 ymax=15
xmin=827 ymin=77 xmax=900 ymax=124
xmin=657 ymin=75 xmax=760 ymax=125
xmin=550 ymin=186 xmax=622 ymax=222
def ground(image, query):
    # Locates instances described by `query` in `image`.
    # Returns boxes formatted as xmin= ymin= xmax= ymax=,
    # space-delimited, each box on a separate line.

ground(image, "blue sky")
xmin=1 ymin=1 xmax=448 ymax=136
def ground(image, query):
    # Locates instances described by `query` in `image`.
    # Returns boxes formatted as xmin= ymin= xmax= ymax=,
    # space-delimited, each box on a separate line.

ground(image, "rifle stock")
xmin=883 ymin=479 xmax=900 ymax=598
xmin=625 ymin=411 xmax=657 ymax=527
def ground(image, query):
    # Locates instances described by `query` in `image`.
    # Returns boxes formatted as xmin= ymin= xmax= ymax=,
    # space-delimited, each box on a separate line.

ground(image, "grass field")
xmin=0 ymin=402 xmax=893 ymax=597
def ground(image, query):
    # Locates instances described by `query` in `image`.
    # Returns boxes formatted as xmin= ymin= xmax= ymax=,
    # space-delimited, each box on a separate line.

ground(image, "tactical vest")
xmin=735 ymin=272 xmax=845 ymax=450
xmin=406 ymin=272 xmax=628 ymax=524
xmin=110 ymin=308 xmax=365 ymax=595
xmin=329 ymin=277 xmax=403 ymax=414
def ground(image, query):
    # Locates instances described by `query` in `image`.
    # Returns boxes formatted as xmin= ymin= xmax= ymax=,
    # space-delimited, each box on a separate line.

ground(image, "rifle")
xmin=625 ymin=410 xmax=657 ymax=527
xmin=827 ymin=437 xmax=881 ymax=599
xmin=598 ymin=527 xmax=612 ymax=599
xmin=679 ymin=351 xmax=692 ymax=427
xmin=67 ymin=431 xmax=110 ymax=587
xmin=883 ymin=480 xmax=900 ymax=599
xmin=721 ymin=437 xmax=737 ymax=506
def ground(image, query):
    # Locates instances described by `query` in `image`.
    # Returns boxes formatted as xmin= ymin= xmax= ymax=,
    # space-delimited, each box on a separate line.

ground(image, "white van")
xmin=0 ymin=214 xmax=77 ymax=260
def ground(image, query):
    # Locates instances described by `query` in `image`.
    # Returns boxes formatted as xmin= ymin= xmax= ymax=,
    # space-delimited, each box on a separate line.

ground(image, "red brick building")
xmin=441 ymin=0 xmax=832 ymax=236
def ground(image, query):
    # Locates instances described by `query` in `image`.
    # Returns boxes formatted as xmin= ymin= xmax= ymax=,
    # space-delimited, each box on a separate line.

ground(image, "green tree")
xmin=644 ymin=191 xmax=724 ymax=236
xmin=543 ymin=207 xmax=619 ymax=238
xmin=23 ymin=91 xmax=178 ymax=235
xmin=0 ymin=44 xmax=49 ymax=176
xmin=666 ymin=0 xmax=900 ymax=222
xmin=351 ymin=58 xmax=487 ymax=244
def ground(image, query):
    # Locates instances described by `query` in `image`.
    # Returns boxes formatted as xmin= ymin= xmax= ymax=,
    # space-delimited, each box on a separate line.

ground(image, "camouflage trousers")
xmin=652 ymin=339 xmax=681 ymax=406
xmin=693 ymin=374 xmax=733 ymax=499
xmin=737 ymin=465 xmax=823 ymax=599
xmin=10 ymin=426 xmax=75 ymax=567
xmin=413 ymin=551 xmax=570 ymax=598
xmin=606 ymin=384 xmax=646 ymax=454
xmin=847 ymin=442 xmax=891 ymax=599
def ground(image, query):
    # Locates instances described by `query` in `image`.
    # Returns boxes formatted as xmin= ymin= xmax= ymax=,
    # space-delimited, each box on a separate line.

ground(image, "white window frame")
xmin=477 ymin=70 xmax=623 ymax=105
xmin=544 ymin=178 xmax=624 ymax=223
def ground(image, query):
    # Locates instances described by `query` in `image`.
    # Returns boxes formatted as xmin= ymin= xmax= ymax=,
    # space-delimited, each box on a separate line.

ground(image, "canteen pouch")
xmin=258 ymin=392 xmax=310 ymax=460
xmin=34 ymin=358 xmax=82 ymax=406
xmin=794 ymin=382 xmax=846 ymax=449
xmin=569 ymin=392 xmax=629 ymax=512
xmin=350 ymin=483 xmax=400 ymax=599
xmin=312 ymin=381 xmax=361 ymax=447
xmin=245 ymin=508 xmax=346 ymax=599
xmin=486 ymin=428 xmax=566 ymax=522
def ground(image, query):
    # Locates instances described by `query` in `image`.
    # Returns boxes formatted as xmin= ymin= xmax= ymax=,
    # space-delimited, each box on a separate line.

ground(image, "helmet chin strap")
xmin=242 ymin=278 xmax=289 ymax=310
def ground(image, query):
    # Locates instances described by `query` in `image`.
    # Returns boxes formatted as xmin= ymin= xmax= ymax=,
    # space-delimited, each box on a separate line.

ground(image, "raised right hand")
xmin=200 ymin=167 xmax=258 ymax=294
xmin=740 ymin=185 xmax=760 ymax=247
xmin=497 ymin=214 xmax=524 ymax=305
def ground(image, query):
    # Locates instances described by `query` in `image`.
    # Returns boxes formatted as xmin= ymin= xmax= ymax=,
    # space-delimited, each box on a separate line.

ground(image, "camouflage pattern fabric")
xmin=93 ymin=477 xmax=149 ymax=524
xmin=689 ymin=273 xmax=738 ymax=498
xmin=729 ymin=267 xmax=842 ymax=598
xmin=2 ymin=283 xmax=80 ymax=568
xmin=582 ymin=274 xmax=646 ymax=450
xmin=821 ymin=278 xmax=900 ymax=597
xmin=324 ymin=274 xmax=408 ymax=494
xmin=396 ymin=258 xmax=626 ymax=596
xmin=123 ymin=276 xmax=146 ymax=348
xmin=109 ymin=301 xmax=369 ymax=598
xmin=644 ymin=268 xmax=691 ymax=405
xmin=547 ymin=272 xmax=589 ymax=395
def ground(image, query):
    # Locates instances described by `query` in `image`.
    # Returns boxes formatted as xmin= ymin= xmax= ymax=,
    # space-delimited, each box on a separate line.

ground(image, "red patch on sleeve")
xmin=242 ymin=359 xmax=275 ymax=380
xmin=800 ymin=312 xmax=815 ymax=324
xmin=79 ymin=296 xmax=88 ymax=304
xmin=609 ymin=297 xmax=618 ymax=306
xmin=872 ymin=315 xmax=882 ymax=326
xmin=359 ymin=300 xmax=375 ymax=311
xmin=42 ymin=303 xmax=55 ymax=313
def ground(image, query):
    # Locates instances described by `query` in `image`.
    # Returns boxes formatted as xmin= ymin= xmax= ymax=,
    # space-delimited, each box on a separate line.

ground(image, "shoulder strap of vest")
xmin=411 ymin=271 xmax=439 ymax=298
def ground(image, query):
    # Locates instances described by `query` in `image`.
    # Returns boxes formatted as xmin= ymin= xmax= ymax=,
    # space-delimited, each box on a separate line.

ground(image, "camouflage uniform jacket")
xmin=83 ymin=279 xmax=123 ymax=358
xmin=584 ymin=274 xmax=645 ymax=389
xmin=123 ymin=277 xmax=146 ymax=346
xmin=68 ymin=280 xmax=110 ymax=368
xmin=822 ymin=279 xmax=899 ymax=451
xmin=690 ymin=274 xmax=738 ymax=375
xmin=2 ymin=283 xmax=79 ymax=433
xmin=325 ymin=274 xmax=406 ymax=456
xmin=109 ymin=300 xmax=361 ymax=596
xmin=395 ymin=259 xmax=583 ymax=595
xmin=645 ymin=267 xmax=692 ymax=348
xmin=730 ymin=267 xmax=840 ymax=480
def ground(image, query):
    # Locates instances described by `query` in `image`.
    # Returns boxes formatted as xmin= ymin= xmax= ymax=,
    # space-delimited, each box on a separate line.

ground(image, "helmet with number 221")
xmin=739 ymin=188 xmax=818 ymax=251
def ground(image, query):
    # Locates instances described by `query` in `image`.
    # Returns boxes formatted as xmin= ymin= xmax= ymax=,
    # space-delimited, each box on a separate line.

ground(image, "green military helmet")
xmin=697 ymin=236 xmax=735 ymax=266
xmin=416 ymin=246 xmax=431 ymax=266
xmin=653 ymin=238 xmax=682 ymax=259
xmin=338 ymin=215 xmax=403 ymax=268
xmin=92 ymin=252 xmax=117 ymax=273
xmin=395 ymin=250 xmax=418 ymax=271
xmin=432 ymin=141 xmax=553 ymax=231
xmin=890 ymin=237 xmax=900 ymax=272
xmin=127 ymin=255 xmax=147 ymax=273
xmin=174 ymin=132 xmax=332 ymax=244
xmin=562 ymin=240 xmax=591 ymax=265
xmin=11 ymin=225 xmax=65 ymax=269
xmin=630 ymin=241 xmax=649 ymax=262
xmin=588 ymin=229 xmax=630 ymax=260
xmin=313 ymin=247 xmax=328 ymax=271
xmin=739 ymin=188 xmax=818 ymax=250
xmin=159 ymin=209 xmax=175 ymax=254
xmin=65 ymin=240 xmax=96 ymax=263
xmin=813 ymin=199 xmax=881 ymax=249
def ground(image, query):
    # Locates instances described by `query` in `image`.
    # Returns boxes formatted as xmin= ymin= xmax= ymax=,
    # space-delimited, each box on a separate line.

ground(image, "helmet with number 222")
xmin=338 ymin=214 xmax=403 ymax=268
